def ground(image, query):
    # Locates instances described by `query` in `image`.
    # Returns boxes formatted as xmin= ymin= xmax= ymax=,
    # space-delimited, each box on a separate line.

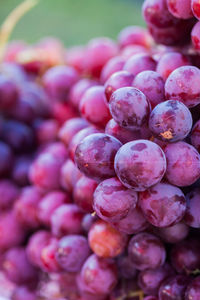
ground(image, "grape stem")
xmin=0 ymin=0 xmax=39 ymax=62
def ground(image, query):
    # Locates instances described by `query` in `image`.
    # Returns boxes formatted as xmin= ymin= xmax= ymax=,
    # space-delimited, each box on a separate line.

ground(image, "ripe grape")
xmin=117 ymin=255 xmax=137 ymax=279
xmin=185 ymin=188 xmax=200 ymax=228
xmin=123 ymin=53 xmax=156 ymax=77
xmin=11 ymin=286 xmax=36 ymax=300
xmin=192 ymin=21 xmax=200 ymax=51
xmin=158 ymin=275 xmax=189 ymax=300
xmin=100 ymin=56 xmax=125 ymax=83
xmin=185 ymin=276 xmax=200 ymax=300
xmin=118 ymin=26 xmax=153 ymax=49
xmin=40 ymin=238 xmax=61 ymax=273
xmin=157 ymin=222 xmax=189 ymax=243
xmin=60 ymin=159 xmax=82 ymax=192
xmin=0 ymin=142 xmax=14 ymax=177
xmin=0 ymin=180 xmax=19 ymax=210
xmin=167 ymin=0 xmax=193 ymax=19
xmin=11 ymin=156 xmax=32 ymax=186
xmin=0 ymin=74 xmax=18 ymax=110
xmin=192 ymin=0 xmax=200 ymax=20
xmin=191 ymin=120 xmax=200 ymax=153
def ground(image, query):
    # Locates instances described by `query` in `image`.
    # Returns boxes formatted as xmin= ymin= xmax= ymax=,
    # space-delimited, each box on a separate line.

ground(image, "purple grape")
xmin=51 ymin=204 xmax=84 ymax=237
xmin=128 ymin=232 xmax=166 ymax=270
xmin=75 ymin=133 xmax=122 ymax=181
xmin=82 ymin=213 xmax=97 ymax=232
xmin=12 ymin=155 xmax=32 ymax=186
xmin=3 ymin=247 xmax=37 ymax=285
xmin=118 ymin=26 xmax=153 ymax=49
xmin=7 ymin=98 xmax=35 ymax=124
xmin=14 ymin=186 xmax=42 ymax=229
xmin=185 ymin=276 xmax=200 ymax=300
xmin=170 ymin=239 xmax=200 ymax=274
xmin=11 ymin=286 xmax=36 ymax=300
xmin=191 ymin=120 xmax=200 ymax=153
xmin=133 ymin=70 xmax=165 ymax=108
xmin=35 ymin=119 xmax=59 ymax=145
xmin=156 ymin=52 xmax=190 ymax=81
xmin=185 ymin=188 xmax=200 ymax=228
xmin=164 ymin=142 xmax=200 ymax=186
xmin=167 ymin=0 xmax=193 ymax=19
xmin=0 ymin=74 xmax=18 ymax=110
xmin=56 ymin=235 xmax=90 ymax=272
xmin=165 ymin=66 xmax=200 ymax=108
xmin=157 ymin=222 xmax=189 ymax=243
xmin=109 ymin=87 xmax=151 ymax=130
xmin=78 ymin=254 xmax=118 ymax=296
xmin=192 ymin=21 xmax=200 ymax=51
xmin=123 ymin=53 xmax=156 ymax=77
xmin=112 ymin=205 xmax=148 ymax=235
xmin=121 ymin=44 xmax=149 ymax=59
xmin=0 ymin=180 xmax=19 ymax=210
xmin=73 ymin=176 xmax=98 ymax=213
xmin=138 ymin=263 xmax=174 ymax=295
xmin=100 ymin=56 xmax=125 ymax=83
xmin=93 ymin=177 xmax=138 ymax=222
xmin=192 ymin=0 xmax=200 ymax=20
xmin=38 ymin=190 xmax=71 ymax=226
xmin=60 ymin=159 xmax=82 ymax=192
xmin=158 ymin=275 xmax=189 ymax=300
xmin=40 ymin=238 xmax=61 ymax=273
xmin=0 ymin=142 xmax=14 ymax=177
xmin=58 ymin=117 xmax=88 ymax=146
xmin=139 ymin=182 xmax=186 ymax=227
xmin=149 ymin=100 xmax=193 ymax=142
xmin=114 ymin=140 xmax=166 ymax=191
xmin=43 ymin=65 xmax=79 ymax=101
xmin=104 ymin=70 xmax=134 ymax=102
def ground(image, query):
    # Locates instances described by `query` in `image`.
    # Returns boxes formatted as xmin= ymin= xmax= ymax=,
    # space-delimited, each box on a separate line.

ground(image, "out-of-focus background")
xmin=0 ymin=0 xmax=144 ymax=46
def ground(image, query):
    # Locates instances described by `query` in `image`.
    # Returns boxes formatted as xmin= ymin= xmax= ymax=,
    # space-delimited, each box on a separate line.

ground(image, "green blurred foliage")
xmin=0 ymin=0 xmax=144 ymax=46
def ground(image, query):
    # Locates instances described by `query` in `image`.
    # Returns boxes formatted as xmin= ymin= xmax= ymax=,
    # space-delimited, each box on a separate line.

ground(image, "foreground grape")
xmin=2 ymin=0 xmax=200 ymax=299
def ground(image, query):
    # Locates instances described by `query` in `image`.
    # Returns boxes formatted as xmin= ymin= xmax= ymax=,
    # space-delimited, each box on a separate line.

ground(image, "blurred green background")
xmin=0 ymin=0 xmax=144 ymax=46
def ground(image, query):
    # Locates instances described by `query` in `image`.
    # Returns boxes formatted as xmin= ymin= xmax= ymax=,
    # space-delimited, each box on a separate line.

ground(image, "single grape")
xmin=167 ymin=0 xmax=193 ymax=19
xmin=82 ymin=213 xmax=97 ymax=232
xmin=157 ymin=222 xmax=189 ymax=243
xmin=100 ymin=56 xmax=125 ymax=83
xmin=66 ymin=45 xmax=86 ymax=73
xmin=56 ymin=235 xmax=90 ymax=272
xmin=164 ymin=142 xmax=200 ymax=186
xmin=0 ymin=142 xmax=14 ymax=177
xmin=192 ymin=0 xmax=200 ymax=20
xmin=109 ymin=87 xmax=151 ymax=130
xmin=121 ymin=44 xmax=149 ymax=59
xmin=114 ymin=140 xmax=166 ymax=191
xmin=51 ymin=101 xmax=78 ymax=125
xmin=80 ymin=86 xmax=111 ymax=128
xmin=123 ymin=53 xmax=156 ymax=77
xmin=11 ymin=155 xmax=32 ymax=186
xmin=165 ymin=66 xmax=200 ymax=108
xmin=185 ymin=276 xmax=200 ymax=300
xmin=139 ymin=182 xmax=186 ymax=227
xmin=104 ymin=70 xmax=134 ymax=102
xmin=185 ymin=188 xmax=200 ymax=228
xmin=89 ymin=220 xmax=127 ymax=258
xmin=35 ymin=119 xmax=59 ymax=145
xmin=60 ymin=159 xmax=82 ymax=192
xmin=149 ymin=100 xmax=193 ymax=142
xmin=128 ymin=232 xmax=166 ymax=270
xmin=40 ymin=238 xmax=61 ymax=273
xmin=93 ymin=177 xmax=138 ymax=222
xmin=192 ymin=21 xmax=200 ymax=51
xmin=0 ymin=74 xmax=18 ymax=110
xmin=159 ymin=275 xmax=189 ymax=300
xmin=0 ymin=180 xmax=19 ymax=210
xmin=191 ymin=120 xmax=200 ymax=153
xmin=75 ymin=133 xmax=122 ymax=181
xmin=118 ymin=26 xmax=153 ymax=49
xmin=133 ymin=70 xmax=165 ymax=108
xmin=78 ymin=254 xmax=118 ymax=296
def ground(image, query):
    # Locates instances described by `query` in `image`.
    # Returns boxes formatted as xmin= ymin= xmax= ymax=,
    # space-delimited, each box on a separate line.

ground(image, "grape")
xmin=185 ymin=276 xmax=200 ymax=300
xmin=0 ymin=180 xmax=19 ymax=210
xmin=84 ymin=37 xmax=118 ymax=78
xmin=78 ymin=254 xmax=118 ymax=296
xmin=157 ymin=222 xmax=189 ymax=243
xmin=192 ymin=21 xmax=200 ymax=51
xmin=69 ymin=78 xmax=98 ymax=109
xmin=43 ymin=65 xmax=79 ymax=101
xmin=191 ymin=120 xmax=200 ymax=152
xmin=11 ymin=156 xmax=32 ymax=186
xmin=156 ymin=52 xmax=190 ymax=81
xmin=60 ymin=159 xmax=82 ymax=192
xmin=69 ymin=126 xmax=100 ymax=161
xmin=51 ymin=204 xmax=84 ymax=237
xmin=170 ymin=239 xmax=200 ymax=274
xmin=128 ymin=232 xmax=166 ymax=270
xmin=114 ymin=140 xmax=166 ymax=191
xmin=133 ymin=70 xmax=165 ymax=108
xmin=117 ymin=255 xmax=137 ymax=279
xmin=192 ymin=0 xmax=200 ymax=20
xmin=51 ymin=101 xmax=78 ymax=125
xmin=56 ymin=235 xmax=90 ymax=272
xmin=100 ymin=56 xmax=125 ymax=83
xmin=82 ymin=213 xmax=97 ymax=232
xmin=166 ymin=0 xmax=193 ymax=19
xmin=139 ymin=182 xmax=186 ymax=227
xmin=109 ymin=87 xmax=151 ymax=130
xmin=11 ymin=286 xmax=36 ymax=300
xmin=35 ymin=119 xmax=59 ymax=145
xmin=80 ymin=86 xmax=111 ymax=128
xmin=73 ymin=176 xmax=98 ymax=213
xmin=58 ymin=117 xmax=88 ymax=146
xmin=138 ymin=263 xmax=174 ymax=295
xmin=123 ymin=53 xmax=156 ymax=77
xmin=165 ymin=66 xmax=200 ymax=108
xmin=38 ymin=190 xmax=71 ymax=226
xmin=0 ymin=74 xmax=18 ymax=110
xmin=89 ymin=220 xmax=127 ymax=258
xmin=105 ymin=118 xmax=151 ymax=144
xmin=104 ymin=70 xmax=134 ymax=102
xmin=118 ymin=26 xmax=153 ymax=49
xmin=112 ymin=205 xmax=148 ymax=235
xmin=40 ymin=238 xmax=61 ymax=273
xmin=26 ymin=230 xmax=51 ymax=268
xmin=66 ymin=45 xmax=86 ymax=73
xmin=121 ymin=44 xmax=149 ymax=59
xmin=3 ymin=247 xmax=37 ymax=285
xmin=0 ymin=141 xmax=14 ymax=177
xmin=164 ymin=142 xmax=200 ymax=186
xmin=158 ymin=275 xmax=189 ymax=300
xmin=7 ymin=98 xmax=35 ymax=124
xmin=93 ymin=177 xmax=138 ymax=222
xmin=149 ymin=100 xmax=193 ymax=142
xmin=75 ymin=133 xmax=122 ymax=181
xmin=14 ymin=186 xmax=42 ymax=229
xmin=185 ymin=188 xmax=200 ymax=228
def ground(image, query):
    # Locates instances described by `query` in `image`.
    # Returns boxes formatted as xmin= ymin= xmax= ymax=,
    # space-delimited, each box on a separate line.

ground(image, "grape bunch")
xmin=1 ymin=0 xmax=200 ymax=299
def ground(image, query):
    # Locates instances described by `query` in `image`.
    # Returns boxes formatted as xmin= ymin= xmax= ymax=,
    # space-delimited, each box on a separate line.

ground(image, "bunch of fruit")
xmin=1 ymin=0 xmax=200 ymax=299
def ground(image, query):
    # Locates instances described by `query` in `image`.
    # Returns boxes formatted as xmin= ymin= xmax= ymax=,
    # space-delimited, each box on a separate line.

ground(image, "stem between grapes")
xmin=0 ymin=0 xmax=39 ymax=62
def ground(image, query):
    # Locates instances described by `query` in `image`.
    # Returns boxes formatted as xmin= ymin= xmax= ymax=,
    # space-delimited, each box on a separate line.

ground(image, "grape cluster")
xmin=1 ymin=1 xmax=200 ymax=299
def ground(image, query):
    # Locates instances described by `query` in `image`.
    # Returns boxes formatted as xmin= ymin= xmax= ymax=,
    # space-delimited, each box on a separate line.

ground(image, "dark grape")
xmin=185 ymin=188 xmax=200 ymax=228
xmin=185 ymin=276 xmax=200 ymax=300
xmin=191 ymin=120 xmax=200 ymax=153
xmin=158 ymin=275 xmax=189 ymax=300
